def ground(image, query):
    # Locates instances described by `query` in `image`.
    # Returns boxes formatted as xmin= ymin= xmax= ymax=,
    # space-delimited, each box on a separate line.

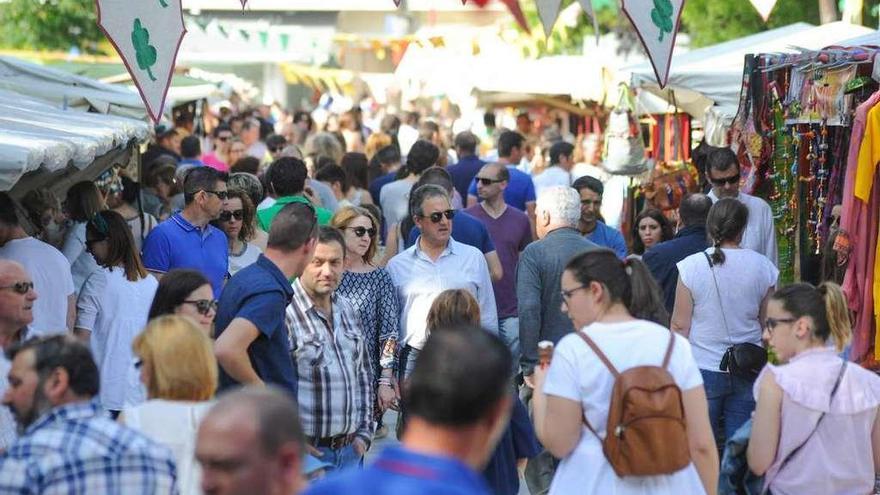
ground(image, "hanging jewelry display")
xmin=766 ymin=82 xmax=797 ymax=283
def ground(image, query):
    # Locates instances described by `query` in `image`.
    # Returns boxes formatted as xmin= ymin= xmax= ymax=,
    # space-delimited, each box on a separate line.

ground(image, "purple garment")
xmin=465 ymin=204 xmax=532 ymax=318
xmin=755 ymin=348 xmax=880 ymax=494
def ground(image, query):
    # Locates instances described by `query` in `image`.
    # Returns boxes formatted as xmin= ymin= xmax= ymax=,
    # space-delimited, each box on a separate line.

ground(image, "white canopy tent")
xmin=623 ymin=22 xmax=876 ymax=143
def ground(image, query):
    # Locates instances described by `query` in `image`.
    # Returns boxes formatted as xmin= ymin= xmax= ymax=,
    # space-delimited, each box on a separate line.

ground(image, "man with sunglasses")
xmin=142 ymin=166 xmax=229 ymax=297
xmin=706 ymin=147 xmax=777 ymax=266
xmin=0 ymin=260 xmax=35 ymax=450
xmin=0 ymin=193 xmax=75 ymax=339
xmin=387 ymin=185 xmax=498 ymax=380
xmin=465 ymin=163 xmax=533 ymax=370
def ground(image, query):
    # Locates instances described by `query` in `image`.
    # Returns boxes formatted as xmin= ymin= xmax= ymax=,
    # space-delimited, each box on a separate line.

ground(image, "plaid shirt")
xmin=0 ymin=399 xmax=177 ymax=494
xmin=287 ymin=279 xmax=375 ymax=446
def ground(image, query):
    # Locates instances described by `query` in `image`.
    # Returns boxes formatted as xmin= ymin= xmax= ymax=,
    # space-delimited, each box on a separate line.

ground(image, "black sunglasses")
xmin=269 ymin=146 xmax=284 ymax=153
xmin=709 ymin=174 xmax=740 ymax=186
xmin=0 ymin=281 xmax=35 ymax=295
xmin=183 ymin=299 xmax=218 ymax=316
xmin=476 ymin=177 xmax=503 ymax=186
xmin=348 ymin=226 xmax=376 ymax=238
xmin=202 ymin=190 xmax=229 ymax=200
xmin=219 ymin=209 xmax=244 ymax=222
xmin=217 ymin=136 xmax=230 ymax=142
xmin=421 ymin=210 xmax=455 ymax=223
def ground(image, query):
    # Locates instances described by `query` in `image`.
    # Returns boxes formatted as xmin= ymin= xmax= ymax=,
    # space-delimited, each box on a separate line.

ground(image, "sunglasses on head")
xmin=183 ymin=299 xmax=218 ymax=316
xmin=476 ymin=177 xmax=502 ymax=186
xmin=709 ymin=174 xmax=740 ymax=186
xmin=0 ymin=281 xmax=34 ymax=295
xmin=347 ymin=226 xmax=376 ymax=238
xmin=421 ymin=210 xmax=455 ymax=223
xmin=219 ymin=209 xmax=244 ymax=222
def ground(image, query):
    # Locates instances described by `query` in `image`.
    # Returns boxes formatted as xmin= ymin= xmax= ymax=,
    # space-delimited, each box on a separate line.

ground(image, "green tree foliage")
xmin=0 ymin=0 xmax=104 ymax=52
xmin=681 ymin=0 xmax=820 ymax=47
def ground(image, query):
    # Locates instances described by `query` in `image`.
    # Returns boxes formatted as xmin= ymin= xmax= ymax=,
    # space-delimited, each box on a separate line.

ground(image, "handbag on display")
xmin=704 ymin=252 xmax=768 ymax=381
xmin=603 ymin=85 xmax=648 ymax=176
xmin=642 ymin=161 xmax=698 ymax=211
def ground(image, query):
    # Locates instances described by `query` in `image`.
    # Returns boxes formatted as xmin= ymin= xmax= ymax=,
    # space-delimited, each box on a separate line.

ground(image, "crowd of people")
xmin=0 ymin=104 xmax=879 ymax=495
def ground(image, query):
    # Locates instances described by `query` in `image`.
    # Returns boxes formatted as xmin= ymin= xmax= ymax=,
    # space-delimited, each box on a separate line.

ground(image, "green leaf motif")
xmin=158 ymin=0 xmax=168 ymax=6
xmin=650 ymin=0 xmax=674 ymax=42
xmin=131 ymin=18 xmax=158 ymax=82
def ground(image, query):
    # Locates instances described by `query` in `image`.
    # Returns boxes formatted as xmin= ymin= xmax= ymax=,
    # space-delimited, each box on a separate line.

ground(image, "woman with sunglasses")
xmin=212 ymin=189 xmax=262 ymax=276
xmin=331 ymin=206 xmax=400 ymax=439
xmin=148 ymin=269 xmax=217 ymax=335
xmin=747 ymin=282 xmax=880 ymax=494
xmin=75 ymin=210 xmax=158 ymax=416
xmin=202 ymin=124 xmax=234 ymax=172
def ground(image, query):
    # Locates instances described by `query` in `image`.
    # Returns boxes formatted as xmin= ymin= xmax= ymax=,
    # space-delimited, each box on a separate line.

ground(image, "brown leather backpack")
xmin=575 ymin=330 xmax=691 ymax=477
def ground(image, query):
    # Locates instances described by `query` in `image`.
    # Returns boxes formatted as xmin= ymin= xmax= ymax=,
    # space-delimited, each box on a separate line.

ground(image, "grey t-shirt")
xmin=380 ymin=179 xmax=415 ymax=228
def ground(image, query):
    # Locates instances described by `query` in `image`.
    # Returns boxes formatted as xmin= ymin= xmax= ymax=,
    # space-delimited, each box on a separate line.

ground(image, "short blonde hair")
xmin=133 ymin=315 xmax=218 ymax=401
xmin=364 ymin=132 xmax=392 ymax=160
xmin=331 ymin=206 xmax=379 ymax=264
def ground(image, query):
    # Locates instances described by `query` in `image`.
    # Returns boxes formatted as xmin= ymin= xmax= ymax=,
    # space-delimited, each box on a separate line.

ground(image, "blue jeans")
xmin=398 ymin=345 xmax=420 ymax=381
xmin=314 ymin=444 xmax=362 ymax=472
xmin=499 ymin=317 xmax=520 ymax=374
xmin=701 ymin=369 xmax=756 ymax=449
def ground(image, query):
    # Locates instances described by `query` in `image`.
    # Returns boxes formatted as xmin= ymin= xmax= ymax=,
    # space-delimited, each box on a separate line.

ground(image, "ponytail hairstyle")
xmin=771 ymin=282 xmax=851 ymax=351
xmin=705 ymin=198 xmax=748 ymax=266
xmin=565 ymin=249 xmax=669 ymax=326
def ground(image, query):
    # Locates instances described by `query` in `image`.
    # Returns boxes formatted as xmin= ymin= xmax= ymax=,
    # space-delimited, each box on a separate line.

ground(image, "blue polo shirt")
xmin=214 ymin=254 xmax=298 ymax=397
xmin=405 ymin=210 xmax=496 ymax=253
xmin=586 ymin=221 xmax=628 ymax=259
xmin=141 ymin=212 xmax=228 ymax=297
xmin=467 ymin=165 xmax=536 ymax=211
xmin=304 ymin=445 xmax=491 ymax=495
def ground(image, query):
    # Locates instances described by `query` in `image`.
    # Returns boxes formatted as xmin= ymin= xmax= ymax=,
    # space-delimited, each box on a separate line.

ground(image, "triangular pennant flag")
xmin=501 ymin=0 xmax=531 ymax=34
xmin=535 ymin=0 xmax=563 ymax=37
xmin=280 ymin=32 xmax=290 ymax=52
xmin=749 ymin=0 xmax=777 ymax=22
xmin=258 ymin=31 xmax=269 ymax=48
xmin=239 ymin=0 xmax=247 ymax=8
xmin=578 ymin=0 xmax=601 ymax=44
xmin=621 ymin=0 xmax=684 ymax=89
xmin=393 ymin=0 xmax=401 ymax=6
xmin=95 ymin=0 xmax=186 ymax=122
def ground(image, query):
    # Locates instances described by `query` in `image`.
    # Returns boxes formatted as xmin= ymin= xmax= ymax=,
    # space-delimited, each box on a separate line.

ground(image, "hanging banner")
xmin=535 ymin=0 xmax=563 ymax=37
xmin=500 ymin=0 xmax=530 ymax=33
xmin=578 ymin=0 xmax=601 ymax=44
xmin=621 ymin=0 xmax=684 ymax=89
xmin=749 ymin=0 xmax=777 ymax=22
xmin=96 ymin=0 xmax=185 ymax=122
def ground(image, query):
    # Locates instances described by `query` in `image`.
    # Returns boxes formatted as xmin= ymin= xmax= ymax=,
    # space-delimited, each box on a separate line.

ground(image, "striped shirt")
xmin=0 ymin=399 xmax=177 ymax=494
xmin=287 ymin=279 xmax=375 ymax=446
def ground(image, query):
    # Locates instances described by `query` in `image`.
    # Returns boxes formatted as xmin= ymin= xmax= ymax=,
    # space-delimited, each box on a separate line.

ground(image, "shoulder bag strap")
xmin=765 ymin=360 xmax=848 ymax=493
xmin=703 ymin=252 xmax=735 ymax=348
xmin=575 ymin=330 xmax=620 ymax=441
xmin=662 ymin=330 xmax=677 ymax=369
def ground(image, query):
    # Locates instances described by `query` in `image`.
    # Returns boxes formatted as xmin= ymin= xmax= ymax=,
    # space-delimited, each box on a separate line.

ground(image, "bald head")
xmin=0 ymin=260 xmax=36 ymax=338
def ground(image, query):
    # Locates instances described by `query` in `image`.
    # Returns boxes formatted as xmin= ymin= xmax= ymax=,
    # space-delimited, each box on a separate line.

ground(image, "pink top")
xmin=756 ymin=348 xmax=880 ymax=495
xmin=201 ymin=153 xmax=229 ymax=172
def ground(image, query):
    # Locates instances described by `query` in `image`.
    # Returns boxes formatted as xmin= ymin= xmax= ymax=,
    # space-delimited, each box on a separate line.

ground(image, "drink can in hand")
xmin=538 ymin=341 xmax=554 ymax=369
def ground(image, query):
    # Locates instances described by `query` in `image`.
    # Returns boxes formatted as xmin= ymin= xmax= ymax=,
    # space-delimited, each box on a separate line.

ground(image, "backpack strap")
xmin=575 ymin=331 xmax=619 ymax=377
xmin=661 ymin=330 xmax=676 ymax=369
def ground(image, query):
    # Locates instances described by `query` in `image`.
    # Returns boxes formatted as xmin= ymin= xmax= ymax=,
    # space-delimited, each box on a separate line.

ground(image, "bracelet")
xmin=377 ymin=378 xmax=393 ymax=387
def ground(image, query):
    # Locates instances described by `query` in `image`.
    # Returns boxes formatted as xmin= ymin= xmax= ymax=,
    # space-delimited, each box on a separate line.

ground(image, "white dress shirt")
xmin=386 ymin=238 xmax=498 ymax=350
xmin=708 ymin=191 xmax=778 ymax=267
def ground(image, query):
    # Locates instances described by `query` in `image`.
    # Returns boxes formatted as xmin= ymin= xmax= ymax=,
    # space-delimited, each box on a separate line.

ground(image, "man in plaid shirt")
xmin=287 ymin=226 xmax=374 ymax=471
xmin=0 ymin=335 xmax=176 ymax=494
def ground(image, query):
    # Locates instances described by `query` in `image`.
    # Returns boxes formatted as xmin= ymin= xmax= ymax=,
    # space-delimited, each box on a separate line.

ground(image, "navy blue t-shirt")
xmin=448 ymin=155 xmax=486 ymax=201
xmin=369 ymin=172 xmax=397 ymax=206
xmin=214 ymin=254 xmax=297 ymax=397
xmin=406 ymin=210 xmax=496 ymax=253
xmin=483 ymin=397 xmax=540 ymax=495
xmin=467 ymin=165 xmax=536 ymax=212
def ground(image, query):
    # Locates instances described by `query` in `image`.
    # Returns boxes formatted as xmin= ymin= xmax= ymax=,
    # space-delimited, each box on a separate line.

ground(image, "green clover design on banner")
xmin=650 ymin=0 xmax=673 ymax=42
xmin=131 ymin=18 xmax=158 ymax=82
xmin=159 ymin=0 xmax=168 ymax=6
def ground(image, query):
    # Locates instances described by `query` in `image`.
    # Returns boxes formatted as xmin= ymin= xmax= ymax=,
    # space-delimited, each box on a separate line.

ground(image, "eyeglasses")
xmin=709 ymin=174 xmax=741 ymax=186
xmin=269 ymin=146 xmax=284 ymax=153
xmin=202 ymin=190 xmax=229 ymax=200
xmin=560 ymin=284 xmax=587 ymax=301
xmin=764 ymin=317 xmax=797 ymax=333
xmin=0 ymin=281 xmax=35 ymax=295
xmin=420 ymin=210 xmax=455 ymax=223
xmin=183 ymin=299 xmax=218 ymax=316
xmin=219 ymin=209 xmax=244 ymax=222
xmin=347 ymin=226 xmax=376 ymax=238
xmin=475 ymin=177 xmax=503 ymax=186
xmin=217 ymin=136 xmax=231 ymax=142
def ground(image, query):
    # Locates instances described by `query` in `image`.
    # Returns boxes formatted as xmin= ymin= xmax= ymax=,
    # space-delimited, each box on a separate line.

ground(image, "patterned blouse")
xmin=336 ymin=267 xmax=400 ymax=378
